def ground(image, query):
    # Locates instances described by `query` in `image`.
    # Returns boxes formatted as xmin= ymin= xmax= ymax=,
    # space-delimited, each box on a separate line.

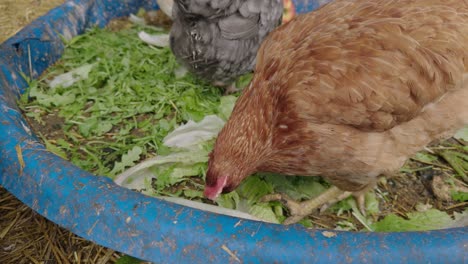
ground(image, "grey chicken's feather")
xmin=218 ymin=14 xmax=259 ymax=40
xmin=175 ymin=0 xmax=242 ymax=18
xmin=170 ymin=0 xmax=283 ymax=86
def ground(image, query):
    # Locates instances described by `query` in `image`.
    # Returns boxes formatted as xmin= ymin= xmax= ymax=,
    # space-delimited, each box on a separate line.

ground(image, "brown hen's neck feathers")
xmin=208 ymin=74 xmax=320 ymax=187
xmin=209 ymin=81 xmax=277 ymax=181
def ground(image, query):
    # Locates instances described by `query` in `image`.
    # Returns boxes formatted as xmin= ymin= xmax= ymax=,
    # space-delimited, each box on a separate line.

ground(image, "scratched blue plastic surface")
xmin=0 ymin=0 xmax=466 ymax=262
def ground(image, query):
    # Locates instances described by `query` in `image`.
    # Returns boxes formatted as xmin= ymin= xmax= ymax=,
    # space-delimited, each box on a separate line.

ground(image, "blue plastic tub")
xmin=0 ymin=0 xmax=466 ymax=262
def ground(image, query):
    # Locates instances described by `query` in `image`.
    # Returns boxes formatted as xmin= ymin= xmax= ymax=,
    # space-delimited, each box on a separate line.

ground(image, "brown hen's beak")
xmin=203 ymin=176 xmax=227 ymax=200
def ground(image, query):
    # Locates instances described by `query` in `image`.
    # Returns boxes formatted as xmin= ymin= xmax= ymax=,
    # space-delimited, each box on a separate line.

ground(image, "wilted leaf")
xmin=371 ymin=209 xmax=466 ymax=232
xmin=454 ymin=126 xmax=468 ymax=142
xmin=218 ymin=95 xmax=238 ymax=121
xmin=412 ymin=152 xmax=438 ymax=164
xmin=451 ymin=191 xmax=468 ymax=202
xmin=249 ymin=204 xmax=280 ymax=224
xmin=111 ymin=146 xmax=143 ymax=175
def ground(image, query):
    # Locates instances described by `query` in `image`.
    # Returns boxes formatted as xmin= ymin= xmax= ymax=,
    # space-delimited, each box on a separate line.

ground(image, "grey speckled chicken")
xmin=168 ymin=0 xmax=283 ymax=89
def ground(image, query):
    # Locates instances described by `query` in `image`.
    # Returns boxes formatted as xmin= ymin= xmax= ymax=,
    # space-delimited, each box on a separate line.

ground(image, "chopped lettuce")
xmin=371 ymin=209 xmax=468 ymax=232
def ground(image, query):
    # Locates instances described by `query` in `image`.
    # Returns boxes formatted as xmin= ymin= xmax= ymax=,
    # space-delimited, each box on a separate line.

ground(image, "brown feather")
xmin=204 ymin=0 xmax=468 ymax=197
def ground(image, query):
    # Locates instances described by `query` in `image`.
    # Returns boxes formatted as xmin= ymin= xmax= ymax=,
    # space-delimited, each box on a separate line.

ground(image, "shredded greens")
xmin=21 ymin=25 xmax=222 ymax=177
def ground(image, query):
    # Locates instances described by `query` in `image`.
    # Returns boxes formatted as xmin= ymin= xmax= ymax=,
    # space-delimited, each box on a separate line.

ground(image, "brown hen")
xmin=203 ymin=0 xmax=468 ymax=224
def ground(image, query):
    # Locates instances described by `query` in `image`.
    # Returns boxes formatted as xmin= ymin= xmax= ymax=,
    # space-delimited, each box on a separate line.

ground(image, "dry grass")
xmin=0 ymin=0 xmax=122 ymax=263
xmin=0 ymin=0 xmax=65 ymax=43
xmin=0 ymin=187 xmax=122 ymax=264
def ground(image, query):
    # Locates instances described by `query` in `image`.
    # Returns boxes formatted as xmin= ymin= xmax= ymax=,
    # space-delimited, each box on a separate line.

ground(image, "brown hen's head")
xmin=203 ymin=149 xmax=250 ymax=200
xmin=203 ymin=123 xmax=267 ymax=199
xmin=203 ymin=159 xmax=233 ymax=200
xmin=203 ymin=82 xmax=276 ymax=200
xmin=203 ymin=149 xmax=261 ymax=200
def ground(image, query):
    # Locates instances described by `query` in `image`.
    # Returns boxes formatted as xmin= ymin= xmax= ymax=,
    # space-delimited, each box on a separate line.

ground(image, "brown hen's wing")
xmin=257 ymin=0 xmax=468 ymax=132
